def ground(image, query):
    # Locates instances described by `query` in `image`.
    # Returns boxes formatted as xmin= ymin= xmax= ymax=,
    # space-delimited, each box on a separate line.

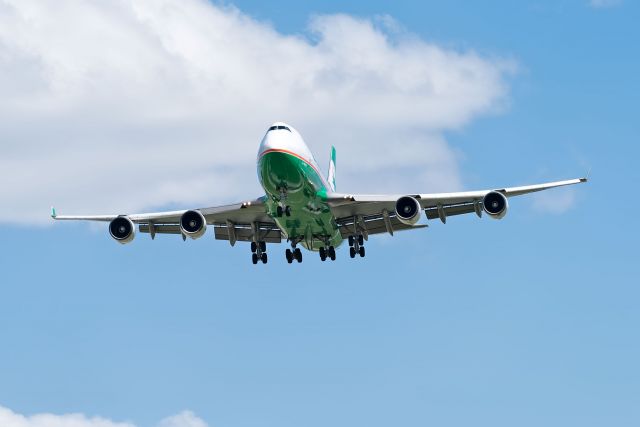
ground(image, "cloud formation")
xmin=533 ymin=187 xmax=577 ymax=214
xmin=0 ymin=405 xmax=207 ymax=427
xmin=0 ymin=0 xmax=514 ymax=224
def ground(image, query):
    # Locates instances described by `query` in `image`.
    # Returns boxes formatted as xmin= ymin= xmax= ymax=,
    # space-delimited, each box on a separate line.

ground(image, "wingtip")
xmin=579 ymin=177 xmax=588 ymax=183
xmin=50 ymin=206 xmax=57 ymax=219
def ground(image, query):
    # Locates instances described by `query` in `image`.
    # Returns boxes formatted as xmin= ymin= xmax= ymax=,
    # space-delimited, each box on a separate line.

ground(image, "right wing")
xmin=326 ymin=177 xmax=587 ymax=238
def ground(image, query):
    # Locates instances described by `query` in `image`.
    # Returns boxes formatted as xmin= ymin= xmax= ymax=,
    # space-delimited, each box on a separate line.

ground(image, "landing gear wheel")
xmin=348 ymin=236 xmax=354 ymax=246
xmin=294 ymin=248 xmax=302 ymax=263
xmin=319 ymin=247 xmax=327 ymax=261
xmin=261 ymin=252 xmax=268 ymax=264
xmin=358 ymin=235 xmax=364 ymax=246
xmin=328 ymin=246 xmax=336 ymax=261
xmin=285 ymin=249 xmax=293 ymax=264
xmin=285 ymin=206 xmax=292 ymax=217
xmin=276 ymin=206 xmax=283 ymax=217
xmin=350 ymin=247 xmax=356 ymax=258
xmin=252 ymin=253 xmax=258 ymax=264
xmin=259 ymin=241 xmax=266 ymax=252
xmin=251 ymin=242 xmax=257 ymax=253
xmin=359 ymin=246 xmax=365 ymax=258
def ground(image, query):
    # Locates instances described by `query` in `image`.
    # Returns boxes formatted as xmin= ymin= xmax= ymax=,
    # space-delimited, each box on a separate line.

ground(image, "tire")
xmin=276 ymin=206 xmax=283 ymax=217
xmin=358 ymin=235 xmax=364 ymax=246
xmin=252 ymin=253 xmax=258 ymax=264
xmin=348 ymin=236 xmax=354 ymax=246
xmin=285 ymin=206 xmax=292 ymax=217
xmin=285 ymin=249 xmax=293 ymax=263
xmin=349 ymin=247 xmax=356 ymax=258
xmin=328 ymin=246 xmax=336 ymax=260
xmin=359 ymin=246 xmax=365 ymax=257
xmin=259 ymin=241 xmax=266 ymax=252
xmin=295 ymin=248 xmax=302 ymax=263
xmin=251 ymin=242 xmax=257 ymax=253
xmin=319 ymin=247 xmax=326 ymax=259
xmin=261 ymin=252 xmax=268 ymax=264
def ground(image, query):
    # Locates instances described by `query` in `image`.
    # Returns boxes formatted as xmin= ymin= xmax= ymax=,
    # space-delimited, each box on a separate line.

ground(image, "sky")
xmin=0 ymin=0 xmax=638 ymax=426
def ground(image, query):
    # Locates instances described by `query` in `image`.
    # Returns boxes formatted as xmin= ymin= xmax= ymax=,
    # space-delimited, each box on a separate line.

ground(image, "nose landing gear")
xmin=275 ymin=187 xmax=292 ymax=217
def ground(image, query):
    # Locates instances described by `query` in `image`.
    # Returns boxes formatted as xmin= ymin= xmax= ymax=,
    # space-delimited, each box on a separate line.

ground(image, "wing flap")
xmin=139 ymin=224 xmax=181 ymax=235
xmin=336 ymin=213 xmax=427 ymax=237
xmin=424 ymin=203 xmax=477 ymax=220
xmin=214 ymin=224 xmax=282 ymax=243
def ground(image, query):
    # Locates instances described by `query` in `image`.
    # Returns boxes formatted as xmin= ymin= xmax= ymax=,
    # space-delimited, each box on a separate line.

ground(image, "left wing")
xmin=327 ymin=177 xmax=587 ymax=237
xmin=52 ymin=197 xmax=282 ymax=244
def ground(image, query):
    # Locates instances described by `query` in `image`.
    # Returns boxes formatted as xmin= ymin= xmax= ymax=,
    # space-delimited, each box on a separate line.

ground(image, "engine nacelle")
xmin=180 ymin=210 xmax=207 ymax=239
xmin=482 ymin=191 xmax=509 ymax=219
xmin=109 ymin=216 xmax=135 ymax=244
xmin=395 ymin=196 xmax=422 ymax=225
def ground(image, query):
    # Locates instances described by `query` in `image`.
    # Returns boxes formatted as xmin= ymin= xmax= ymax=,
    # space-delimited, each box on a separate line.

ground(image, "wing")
xmin=51 ymin=196 xmax=281 ymax=245
xmin=327 ymin=177 xmax=587 ymax=237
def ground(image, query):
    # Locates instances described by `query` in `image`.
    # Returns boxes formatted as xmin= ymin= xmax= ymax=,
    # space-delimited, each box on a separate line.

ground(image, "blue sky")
xmin=0 ymin=1 xmax=638 ymax=427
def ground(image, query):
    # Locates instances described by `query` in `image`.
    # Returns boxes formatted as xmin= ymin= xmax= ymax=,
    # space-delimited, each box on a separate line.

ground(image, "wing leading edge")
xmin=327 ymin=177 xmax=587 ymax=230
xmin=51 ymin=197 xmax=282 ymax=244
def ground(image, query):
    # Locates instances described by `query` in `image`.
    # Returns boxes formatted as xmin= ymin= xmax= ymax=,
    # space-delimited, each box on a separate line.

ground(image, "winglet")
xmin=50 ymin=206 xmax=57 ymax=219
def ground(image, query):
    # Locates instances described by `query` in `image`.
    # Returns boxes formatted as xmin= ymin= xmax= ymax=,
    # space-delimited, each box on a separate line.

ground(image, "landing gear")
xmin=286 ymin=246 xmax=302 ymax=263
xmin=348 ymin=234 xmax=365 ymax=258
xmin=319 ymin=245 xmax=336 ymax=261
xmin=275 ymin=204 xmax=291 ymax=217
xmin=251 ymin=240 xmax=268 ymax=264
xmin=275 ymin=187 xmax=291 ymax=217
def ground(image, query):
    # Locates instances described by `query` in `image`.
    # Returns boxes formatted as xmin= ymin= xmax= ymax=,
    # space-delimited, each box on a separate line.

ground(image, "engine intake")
xmin=109 ymin=216 xmax=135 ymax=244
xmin=395 ymin=196 xmax=422 ymax=225
xmin=180 ymin=210 xmax=207 ymax=239
xmin=482 ymin=191 xmax=508 ymax=219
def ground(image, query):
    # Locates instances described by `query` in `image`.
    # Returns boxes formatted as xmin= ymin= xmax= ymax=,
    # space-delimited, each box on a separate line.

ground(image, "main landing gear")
xmin=348 ymin=234 xmax=365 ymax=258
xmin=251 ymin=241 xmax=268 ymax=264
xmin=319 ymin=246 xmax=336 ymax=262
xmin=285 ymin=246 xmax=303 ymax=263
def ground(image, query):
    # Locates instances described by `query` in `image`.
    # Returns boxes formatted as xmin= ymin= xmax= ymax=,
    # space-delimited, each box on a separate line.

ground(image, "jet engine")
xmin=482 ymin=191 xmax=509 ymax=219
xmin=395 ymin=196 xmax=422 ymax=225
xmin=109 ymin=216 xmax=135 ymax=244
xmin=180 ymin=210 xmax=207 ymax=239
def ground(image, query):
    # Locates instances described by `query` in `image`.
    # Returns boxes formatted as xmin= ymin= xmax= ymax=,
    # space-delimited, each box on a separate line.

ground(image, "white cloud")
xmin=0 ymin=0 xmax=514 ymax=224
xmin=0 ymin=406 xmax=207 ymax=427
xmin=532 ymin=187 xmax=577 ymax=214
xmin=157 ymin=411 xmax=208 ymax=427
xmin=589 ymin=0 xmax=622 ymax=8
xmin=0 ymin=405 xmax=208 ymax=427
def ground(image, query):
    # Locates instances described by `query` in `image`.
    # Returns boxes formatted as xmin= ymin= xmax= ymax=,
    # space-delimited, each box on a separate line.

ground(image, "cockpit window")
xmin=268 ymin=125 xmax=291 ymax=132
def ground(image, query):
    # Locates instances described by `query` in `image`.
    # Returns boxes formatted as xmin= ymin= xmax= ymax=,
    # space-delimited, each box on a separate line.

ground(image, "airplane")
xmin=52 ymin=122 xmax=587 ymax=264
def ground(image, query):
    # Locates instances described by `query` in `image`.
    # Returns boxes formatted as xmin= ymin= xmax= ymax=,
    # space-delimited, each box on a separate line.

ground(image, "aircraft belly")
xmin=258 ymin=151 xmax=342 ymax=251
